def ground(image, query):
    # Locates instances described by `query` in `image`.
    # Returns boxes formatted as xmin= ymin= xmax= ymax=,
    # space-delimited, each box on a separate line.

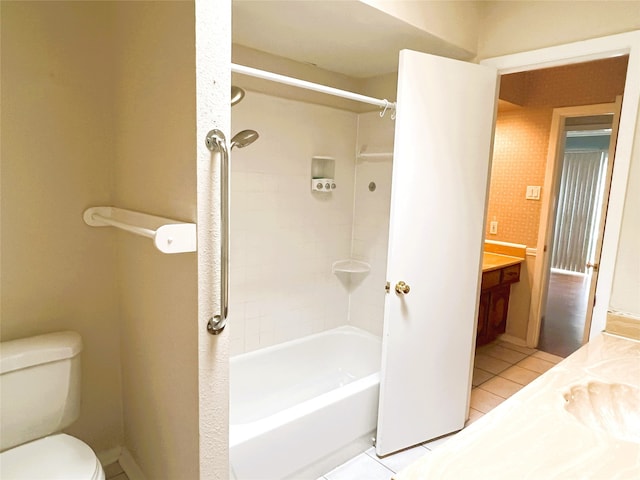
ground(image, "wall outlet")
xmin=489 ymin=220 xmax=498 ymax=235
xmin=526 ymin=185 xmax=541 ymax=200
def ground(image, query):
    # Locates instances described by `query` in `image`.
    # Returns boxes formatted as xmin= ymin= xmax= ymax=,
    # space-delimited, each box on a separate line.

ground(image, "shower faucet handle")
xmin=395 ymin=281 xmax=410 ymax=295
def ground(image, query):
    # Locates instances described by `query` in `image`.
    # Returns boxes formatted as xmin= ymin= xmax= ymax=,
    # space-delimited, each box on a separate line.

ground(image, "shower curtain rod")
xmin=231 ymin=63 xmax=397 ymax=112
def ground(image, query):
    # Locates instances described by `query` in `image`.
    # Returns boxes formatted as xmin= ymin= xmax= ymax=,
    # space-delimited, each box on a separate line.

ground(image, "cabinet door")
xmin=376 ymin=49 xmax=498 ymax=456
xmin=477 ymin=291 xmax=491 ymax=345
xmin=489 ymin=285 xmax=511 ymax=335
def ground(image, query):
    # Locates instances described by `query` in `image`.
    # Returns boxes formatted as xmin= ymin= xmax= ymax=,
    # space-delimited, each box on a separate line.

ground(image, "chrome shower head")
xmin=230 ymin=130 xmax=259 ymax=150
xmin=231 ymin=86 xmax=245 ymax=106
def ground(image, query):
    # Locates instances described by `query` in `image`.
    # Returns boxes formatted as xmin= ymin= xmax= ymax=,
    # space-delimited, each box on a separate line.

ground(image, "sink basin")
xmin=563 ymin=382 xmax=640 ymax=443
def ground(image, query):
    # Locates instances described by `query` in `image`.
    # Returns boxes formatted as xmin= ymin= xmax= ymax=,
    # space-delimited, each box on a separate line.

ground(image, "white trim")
xmin=481 ymin=30 xmax=640 ymax=346
xmin=526 ymin=248 xmax=537 ymax=257
xmin=480 ymin=31 xmax=636 ymax=74
xmin=97 ymin=445 xmax=122 ymax=467
xmin=497 ymin=333 xmax=529 ymax=347
xmin=119 ymin=447 xmax=148 ymax=480
xmin=484 ymin=239 xmax=527 ymax=249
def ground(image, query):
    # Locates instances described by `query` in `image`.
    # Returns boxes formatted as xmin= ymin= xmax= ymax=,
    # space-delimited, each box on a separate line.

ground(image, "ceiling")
xmin=232 ymin=1 xmax=474 ymax=79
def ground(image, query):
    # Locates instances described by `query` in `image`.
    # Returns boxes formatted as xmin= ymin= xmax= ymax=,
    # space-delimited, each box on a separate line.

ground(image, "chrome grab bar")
xmin=205 ymin=129 xmax=229 ymax=335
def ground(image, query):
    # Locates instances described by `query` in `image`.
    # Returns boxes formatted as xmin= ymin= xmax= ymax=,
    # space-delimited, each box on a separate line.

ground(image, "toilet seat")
xmin=0 ymin=433 xmax=104 ymax=480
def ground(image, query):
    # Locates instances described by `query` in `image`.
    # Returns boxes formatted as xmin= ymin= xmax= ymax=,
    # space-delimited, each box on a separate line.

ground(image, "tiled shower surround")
xmin=229 ymin=91 xmax=394 ymax=354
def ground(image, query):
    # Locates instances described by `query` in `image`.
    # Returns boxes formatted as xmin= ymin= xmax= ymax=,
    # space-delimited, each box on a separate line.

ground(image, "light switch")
xmin=526 ymin=186 xmax=541 ymax=200
xmin=489 ymin=220 xmax=498 ymax=235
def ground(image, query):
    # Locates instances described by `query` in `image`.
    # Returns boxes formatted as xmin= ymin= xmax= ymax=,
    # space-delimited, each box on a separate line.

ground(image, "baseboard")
xmin=97 ymin=446 xmax=122 ymax=467
xmin=119 ymin=447 xmax=148 ymax=480
xmin=606 ymin=310 xmax=640 ymax=341
xmin=498 ymin=333 xmax=529 ymax=347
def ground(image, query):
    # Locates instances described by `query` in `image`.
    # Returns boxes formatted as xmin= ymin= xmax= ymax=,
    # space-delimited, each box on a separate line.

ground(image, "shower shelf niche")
xmin=311 ymin=156 xmax=336 ymax=192
xmin=83 ymin=206 xmax=197 ymax=254
xmin=332 ymin=259 xmax=371 ymax=274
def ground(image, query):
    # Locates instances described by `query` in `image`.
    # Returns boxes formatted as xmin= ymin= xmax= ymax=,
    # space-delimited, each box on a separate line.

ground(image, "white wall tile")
xmin=229 ymin=95 xmax=397 ymax=354
xmin=348 ymin=111 xmax=394 ymax=336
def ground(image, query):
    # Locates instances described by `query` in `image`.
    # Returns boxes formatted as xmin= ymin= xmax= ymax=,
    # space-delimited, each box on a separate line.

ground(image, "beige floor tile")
xmin=498 ymin=341 xmax=537 ymax=355
xmin=474 ymin=353 xmax=511 ymax=374
xmin=532 ymin=350 xmax=565 ymax=364
xmin=483 ymin=345 xmax=529 ymax=364
xmin=475 ymin=342 xmax=499 ymax=356
xmin=470 ymin=388 xmax=505 ymax=414
xmin=498 ymin=365 xmax=541 ymax=385
xmin=465 ymin=407 xmax=484 ymax=427
xmin=479 ymin=375 xmax=524 ymax=399
xmin=472 ymin=367 xmax=494 ymax=387
xmin=516 ymin=356 xmax=555 ymax=374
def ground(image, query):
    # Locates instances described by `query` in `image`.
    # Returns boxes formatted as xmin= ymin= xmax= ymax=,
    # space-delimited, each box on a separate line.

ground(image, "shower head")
xmin=230 ymin=130 xmax=259 ymax=150
xmin=231 ymin=86 xmax=245 ymax=106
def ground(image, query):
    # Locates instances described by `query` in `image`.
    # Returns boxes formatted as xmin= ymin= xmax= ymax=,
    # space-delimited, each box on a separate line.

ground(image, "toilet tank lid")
xmin=1 ymin=331 xmax=82 ymax=375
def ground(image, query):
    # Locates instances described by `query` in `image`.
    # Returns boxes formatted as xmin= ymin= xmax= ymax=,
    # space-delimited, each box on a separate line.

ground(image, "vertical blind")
xmin=551 ymin=150 xmax=608 ymax=273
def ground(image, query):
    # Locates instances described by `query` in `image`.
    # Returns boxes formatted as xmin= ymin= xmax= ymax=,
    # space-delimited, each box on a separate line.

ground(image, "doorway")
xmin=483 ymin=54 xmax=629 ymax=357
xmin=538 ymin=113 xmax=618 ymax=356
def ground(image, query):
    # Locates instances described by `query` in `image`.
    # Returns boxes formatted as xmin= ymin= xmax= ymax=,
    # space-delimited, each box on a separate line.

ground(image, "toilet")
xmin=0 ymin=331 xmax=105 ymax=480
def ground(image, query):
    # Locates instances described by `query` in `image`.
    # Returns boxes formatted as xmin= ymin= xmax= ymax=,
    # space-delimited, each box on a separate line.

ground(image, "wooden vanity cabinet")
xmin=476 ymin=263 xmax=521 ymax=346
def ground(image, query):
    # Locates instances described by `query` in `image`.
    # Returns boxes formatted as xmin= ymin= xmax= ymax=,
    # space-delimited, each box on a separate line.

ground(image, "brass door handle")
xmin=586 ymin=262 xmax=599 ymax=271
xmin=395 ymin=281 xmax=410 ymax=295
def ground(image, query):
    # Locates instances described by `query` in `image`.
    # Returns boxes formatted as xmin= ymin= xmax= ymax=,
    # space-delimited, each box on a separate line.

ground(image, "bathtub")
xmin=230 ymin=325 xmax=382 ymax=480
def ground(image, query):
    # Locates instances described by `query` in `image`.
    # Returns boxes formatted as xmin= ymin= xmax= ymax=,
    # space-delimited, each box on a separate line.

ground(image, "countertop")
xmin=394 ymin=333 xmax=640 ymax=479
xmin=482 ymin=252 xmax=524 ymax=273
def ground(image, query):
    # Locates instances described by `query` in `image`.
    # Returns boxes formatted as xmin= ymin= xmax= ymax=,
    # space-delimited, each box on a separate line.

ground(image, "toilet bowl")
xmin=1 ymin=434 xmax=104 ymax=480
xmin=0 ymin=332 xmax=106 ymax=480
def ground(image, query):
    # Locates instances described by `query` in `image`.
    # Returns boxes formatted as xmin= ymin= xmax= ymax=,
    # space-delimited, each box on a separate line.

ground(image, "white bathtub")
xmin=230 ymin=325 xmax=382 ymax=480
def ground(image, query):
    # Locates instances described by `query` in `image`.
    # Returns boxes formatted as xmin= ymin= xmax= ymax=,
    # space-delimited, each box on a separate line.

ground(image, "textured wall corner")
xmin=196 ymin=0 xmax=231 ymax=479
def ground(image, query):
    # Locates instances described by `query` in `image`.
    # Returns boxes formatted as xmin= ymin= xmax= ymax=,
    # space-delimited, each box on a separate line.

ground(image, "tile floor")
xmin=319 ymin=339 xmax=564 ymax=480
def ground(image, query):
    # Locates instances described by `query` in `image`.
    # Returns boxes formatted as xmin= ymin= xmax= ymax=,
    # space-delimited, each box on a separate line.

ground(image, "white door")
xmin=376 ymin=50 xmax=498 ymax=456
xmin=582 ymin=97 xmax=622 ymax=344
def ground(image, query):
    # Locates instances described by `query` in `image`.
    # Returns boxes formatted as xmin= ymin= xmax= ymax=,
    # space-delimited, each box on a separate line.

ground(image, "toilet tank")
xmin=0 ymin=331 xmax=83 ymax=451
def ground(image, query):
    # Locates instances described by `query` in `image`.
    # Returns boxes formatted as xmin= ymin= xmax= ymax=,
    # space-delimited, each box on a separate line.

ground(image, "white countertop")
xmin=395 ymin=333 xmax=640 ymax=479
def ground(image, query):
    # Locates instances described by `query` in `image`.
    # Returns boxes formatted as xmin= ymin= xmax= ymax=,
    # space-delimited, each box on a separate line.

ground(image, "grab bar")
xmin=205 ymin=129 xmax=230 ymax=335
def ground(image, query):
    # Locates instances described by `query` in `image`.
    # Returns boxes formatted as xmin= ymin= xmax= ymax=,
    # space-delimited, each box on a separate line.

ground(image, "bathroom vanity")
xmin=477 ymin=252 xmax=524 ymax=345
xmin=395 ymin=332 xmax=640 ymax=479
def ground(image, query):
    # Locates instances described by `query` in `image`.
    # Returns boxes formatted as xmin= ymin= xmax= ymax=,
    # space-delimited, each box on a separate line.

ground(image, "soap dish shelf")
xmin=332 ymin=259 xmax=371 ymax=274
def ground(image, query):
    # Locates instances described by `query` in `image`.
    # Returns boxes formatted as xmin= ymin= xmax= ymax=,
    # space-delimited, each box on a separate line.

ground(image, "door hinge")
xmin=385 ymin=281 xmax=390 ymax=293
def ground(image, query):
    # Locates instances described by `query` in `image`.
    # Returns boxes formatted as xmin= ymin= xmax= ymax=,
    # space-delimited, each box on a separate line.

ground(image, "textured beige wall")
xmin=478 ymin=1 xmax=640 ymax=59
xmin=0 ymin=1 xmax=123 ymax=455
xmin=196 ymin=0 xmax=231 ymax=477
xmin=478 ymin=2 xmax=640 ymax=323
xmin=362 ymin=0 xmax=480 ymax=56
xmin=112 ymin=2 xmax=199 ymax=479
